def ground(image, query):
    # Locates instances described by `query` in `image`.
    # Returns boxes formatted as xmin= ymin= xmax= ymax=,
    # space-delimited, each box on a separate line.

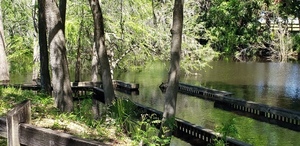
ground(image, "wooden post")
xmin=6 ymin=100 xmax=31 ymax=146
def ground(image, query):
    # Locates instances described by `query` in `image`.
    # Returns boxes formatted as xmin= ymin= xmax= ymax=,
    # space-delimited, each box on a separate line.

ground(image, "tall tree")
xmin=38 ymin=0 xmax=51 ymax=95
xmin=91 ymin=43 xmax=98 ymax=82
xmin=0 ymin=5 xmax=9 ymax=83
xmin=91 ymin=42 xmax=100 ymax=119
xmin=89 ymin=0 xmax=115 ymax=105
xmin=160 ymin=0 xmax=183 ymax=138
xmin=45 ymin=0 xmax=73 ymax=112
xmin=32 ymin=0 xmax=40 ymax=83
xmin=74 ymin=7 xmax=85 ymax=82
xmin=59 ymin=0 xmax=67 ymax=33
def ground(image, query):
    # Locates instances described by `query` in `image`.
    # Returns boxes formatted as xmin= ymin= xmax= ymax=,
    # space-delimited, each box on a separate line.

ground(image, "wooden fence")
xmin=0 ymin=100 xmax=107 ymax=146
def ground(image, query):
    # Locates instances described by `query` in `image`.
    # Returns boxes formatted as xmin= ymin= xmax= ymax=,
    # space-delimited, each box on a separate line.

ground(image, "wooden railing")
xmin=0 ymin=81 xmax=250 ymax=145
xmin=134 ymin=102 xmax=250 ymax=146
xmin=0 ymin=100 xmax=107 ymax=146
xmin=161 ymin=82 xmax=300 ymax=132
xmin=270 ymin=24 xmax=300 ymax=32
xmin=262 ymin=23 xmax=300 ymax=32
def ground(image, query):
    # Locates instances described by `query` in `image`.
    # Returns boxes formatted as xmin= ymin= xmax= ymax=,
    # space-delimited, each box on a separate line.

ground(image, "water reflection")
xmin=183 ymin=61 xmax=300 ymax=111
xmin=115 ymin=61 xmax=300 ymax=145
xmin=12 ymin=61 xmax=300 ymax=145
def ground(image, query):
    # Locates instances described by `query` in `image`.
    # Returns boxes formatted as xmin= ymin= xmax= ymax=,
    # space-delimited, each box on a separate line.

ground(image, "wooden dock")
xmin=160 ymin=82 xmax=300 ymax=131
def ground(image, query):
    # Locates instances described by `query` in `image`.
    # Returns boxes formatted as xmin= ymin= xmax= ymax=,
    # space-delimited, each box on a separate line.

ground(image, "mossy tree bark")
xmin=89 ymin=0 xmax=115 ymax=105
xmin=45 ymin=0 xmax=73 ymax=112
xmin=38 ymin=0 xmax=52 ymax=95
xmin=160 ymin=0 xmax=183 ymax=138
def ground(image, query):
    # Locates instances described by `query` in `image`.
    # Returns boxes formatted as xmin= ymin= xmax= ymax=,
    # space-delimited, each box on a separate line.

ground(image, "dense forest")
xmin=1 ymin=0 xmax=299 ymax=77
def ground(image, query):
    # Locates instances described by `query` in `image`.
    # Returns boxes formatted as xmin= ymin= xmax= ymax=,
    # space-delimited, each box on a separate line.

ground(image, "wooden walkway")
xmin=160 ymin=82 xmax=300 ymax=131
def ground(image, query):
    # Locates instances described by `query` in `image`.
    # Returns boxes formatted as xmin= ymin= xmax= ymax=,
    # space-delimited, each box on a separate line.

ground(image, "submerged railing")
xmin=160 ymin=82 xmax=300 ymax=131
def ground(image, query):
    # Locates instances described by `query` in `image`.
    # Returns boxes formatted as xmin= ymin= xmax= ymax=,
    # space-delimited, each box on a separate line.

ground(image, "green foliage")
xmin=133 ymin=114 xmax=171 ymax=145
xmin=108 ymin=98 xmax=171 ymax=145
xmin=0 ymin=138 xmax=6 ymax=146
xmin=0 ymin=87 xmax=52 ymax=116
xmin=277 ymin=0 xmax=300 ymax=18
xmin=206 ymin=0 xmax=261 ymax=55
xmin=102 ymin=0 xmax=157 ymax=71
xmin=1 ymin=0 xmax=35 ymax=74
xmin=108 ymin=98 xmax=138 ymax=134
xmin=211 ymin=118 xmax=239 ymax=146
xmin=181 ymin=0 xmax=219 ymax=73
xmin=0 ymin=87 xmax=131 ymax=144
xmin=65 ymin=1 xmax=94 ymax=72
xmin=292 ymin=33 xmax=300 ymax=52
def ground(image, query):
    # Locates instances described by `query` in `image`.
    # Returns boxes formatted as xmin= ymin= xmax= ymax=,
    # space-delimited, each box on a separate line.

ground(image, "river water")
xmin=114 ymin=61 xmax=300 ymax=146
xmin=11 ymin=60 xmax=300 ymax=145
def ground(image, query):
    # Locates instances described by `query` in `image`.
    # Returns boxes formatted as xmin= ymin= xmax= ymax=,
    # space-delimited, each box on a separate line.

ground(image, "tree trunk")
xmin=32 ymin=39 xmax=40 ymax=84
xmin=0 ymin=6 xmax=10 ymax=83
xmin=91 ymin=42 xmax=98 ymax=82
xmin=74 ymin=27 xmax=82 ymax=82
xmin=38 ymin=0 xmax=52 ymax=95
xmin=151 ymin=0 xmax=157 ymax=26
xmin=160 ymin=0 xmax=183 ymax=138
xmin=45 ymin=0 xmax=73 ymax=112
xmin=74 ymin=40 xmax=81 ymax=82
xmin=59 ymin=0 xmax=67 ymax=33
xmin=32 ymin=0 xmax=40 ymax=84
xmin=89 ymin=0 xmax=115 ymax=105
xmin=298 ymin=15 xmax=300 ymax=60
xmin=91 ymin=43 xmax=100 ymax=119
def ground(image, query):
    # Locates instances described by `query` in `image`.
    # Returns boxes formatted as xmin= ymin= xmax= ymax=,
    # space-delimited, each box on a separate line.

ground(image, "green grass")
xmin=0 ymin=87 xmax=132 ymax=145
xmin=107 ymin=97 xmax=171 ymax=145
xmin=0 ymin=87 xmax=171 ymax=146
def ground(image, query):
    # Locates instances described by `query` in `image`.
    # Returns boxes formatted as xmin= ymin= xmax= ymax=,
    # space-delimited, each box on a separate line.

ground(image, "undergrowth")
xmin=0 ymin=87 xmax=170 ymax=146
xmin=108 ymin=97 xmax=171 ymax=145
xmin=0 ymin=87 xmax=131 ymax=145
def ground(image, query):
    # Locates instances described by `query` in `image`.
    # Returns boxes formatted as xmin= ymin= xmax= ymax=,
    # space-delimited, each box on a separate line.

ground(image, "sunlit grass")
xmin=0 ymin=87 xmax=132 ymax=146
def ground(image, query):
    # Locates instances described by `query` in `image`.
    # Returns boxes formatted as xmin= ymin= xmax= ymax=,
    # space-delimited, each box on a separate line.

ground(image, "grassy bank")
xmin=0 ymin=87 xmax=133 ymax=146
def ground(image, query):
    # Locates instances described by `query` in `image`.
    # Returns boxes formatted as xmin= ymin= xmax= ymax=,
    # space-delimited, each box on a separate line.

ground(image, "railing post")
xmin=6 ymin=100 xmax=31 ymax=146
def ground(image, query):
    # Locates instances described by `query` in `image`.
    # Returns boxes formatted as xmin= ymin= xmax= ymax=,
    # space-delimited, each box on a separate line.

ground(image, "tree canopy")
xmin=1 ymin=0 xmax=299 ymax=76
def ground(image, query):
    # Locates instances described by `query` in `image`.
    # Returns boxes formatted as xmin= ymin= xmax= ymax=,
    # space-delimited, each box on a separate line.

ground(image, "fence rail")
xmin=0 ymin=100 xmax=107 ymax=146
xmin=271 ymin=24 xmax=300 ymax=32
xmin=161 ymin=82 xmax=300 ymax=131
xmin=264 ymin=23 xmax=300 ymax=32
xmin=0 ymin=82 xmax=249 ymax=145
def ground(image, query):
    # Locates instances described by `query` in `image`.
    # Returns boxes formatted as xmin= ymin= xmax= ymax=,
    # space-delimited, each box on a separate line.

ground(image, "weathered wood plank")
xmin=6 ymin=100 xmax=31 ymax=146
xmin=19 ymin=123 xmax=107 ymax=146
xmin=0 ymin=117 xmax=6 ymax=138
xmin=71 ymin=82 xmax=102 ymax=87
xmin=1 ymin=116 xmax=108 ymax=146
xmin=113 ymin=80 xmax=139 ymax=90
